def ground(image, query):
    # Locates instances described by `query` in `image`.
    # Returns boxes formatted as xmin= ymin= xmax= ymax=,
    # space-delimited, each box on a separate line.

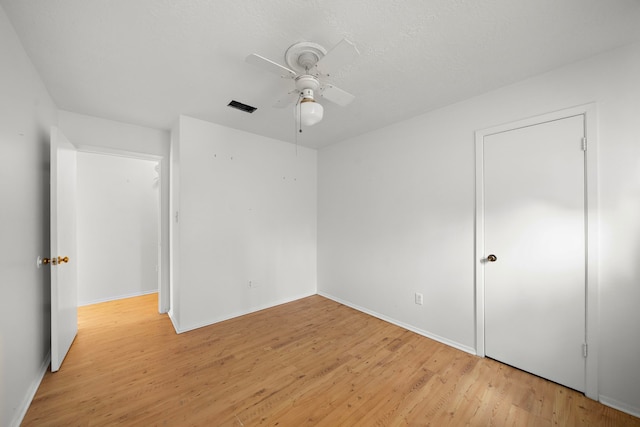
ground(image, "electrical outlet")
xmin=415 ymin=292 xmax=423 ymax=305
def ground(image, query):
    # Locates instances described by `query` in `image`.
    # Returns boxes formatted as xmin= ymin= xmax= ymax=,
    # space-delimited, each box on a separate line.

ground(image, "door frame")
xmin=75 ymin=145 xmax=169 ymax=314
xmin=474 ymin=104 xmax=598 ymax=399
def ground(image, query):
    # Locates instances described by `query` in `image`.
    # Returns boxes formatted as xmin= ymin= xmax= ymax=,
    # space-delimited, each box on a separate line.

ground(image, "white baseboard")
xmin=11 ymin=351 xmax=51 ymax=427
xmin=79 ymin=289 xmax=158 ymax=307
xmin=172 ymin=291 xmax=317 ymax=334
xmin=599 ymin=395 xmax=640 ymax=419
xmin=318 ymin=291 xmax=476 ymax=355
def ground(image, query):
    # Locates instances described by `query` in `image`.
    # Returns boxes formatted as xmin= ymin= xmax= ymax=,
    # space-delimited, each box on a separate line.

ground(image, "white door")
xmin=50 ymin=126 xmax=79 ymax=372
xmin=483 ymin=115 xmax=586 ymax=392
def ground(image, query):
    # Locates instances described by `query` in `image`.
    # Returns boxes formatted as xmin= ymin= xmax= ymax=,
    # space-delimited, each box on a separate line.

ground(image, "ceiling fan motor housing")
xmin=295 ymin=75 xmax=320 ymax=93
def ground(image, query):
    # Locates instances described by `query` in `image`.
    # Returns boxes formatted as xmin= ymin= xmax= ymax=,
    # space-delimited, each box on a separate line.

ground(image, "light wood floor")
xmin=23 ymin=294 xmax=639 ymax=426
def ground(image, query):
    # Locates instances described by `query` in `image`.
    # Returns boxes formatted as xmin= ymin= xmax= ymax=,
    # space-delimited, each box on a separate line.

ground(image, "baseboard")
xmin=10 ymin=351 xmax=51 ymax=427
xmin=173 ymin=291 xmax=317 ymax=334
xmin=599 ymin=395 xmax=640 ymax=419
xmin=79 ymin=289 xmax=158 ymax=307
xmin=318 ymin=291 xmax=476 ymax=355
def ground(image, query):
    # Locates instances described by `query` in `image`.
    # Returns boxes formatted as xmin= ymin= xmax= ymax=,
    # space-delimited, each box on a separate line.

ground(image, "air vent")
xmin=227 ymin=100 xmax=257 ymax=113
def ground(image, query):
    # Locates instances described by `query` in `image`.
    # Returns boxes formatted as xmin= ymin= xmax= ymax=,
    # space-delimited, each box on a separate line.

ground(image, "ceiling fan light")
xmin=300 ymin=99 xmax=324 ymax=126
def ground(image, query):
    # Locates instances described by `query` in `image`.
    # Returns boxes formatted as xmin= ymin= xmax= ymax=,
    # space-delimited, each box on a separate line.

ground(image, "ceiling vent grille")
xmin=227 ymin=100 xmax=257 ymax=113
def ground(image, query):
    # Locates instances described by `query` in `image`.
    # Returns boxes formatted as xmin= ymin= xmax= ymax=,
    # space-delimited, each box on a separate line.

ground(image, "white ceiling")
xmin=3 ymin=0 xmax=640 ymax=148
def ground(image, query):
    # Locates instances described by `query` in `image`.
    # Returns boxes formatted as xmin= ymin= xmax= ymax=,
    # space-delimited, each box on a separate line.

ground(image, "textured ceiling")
xmin=2 ymin=0 xmax=640 ymax=148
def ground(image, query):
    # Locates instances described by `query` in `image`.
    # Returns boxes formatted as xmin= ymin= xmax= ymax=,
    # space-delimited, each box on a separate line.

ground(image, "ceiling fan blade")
xmin=319 ymin=84 xmax=355 ymax=107
xmin=273 ymin=90 xmax=300 ymax=108
xmin=315 ymin=38 xmax=360 ymax=75
xmin=246 ymin=53 xmax=297 ymax=78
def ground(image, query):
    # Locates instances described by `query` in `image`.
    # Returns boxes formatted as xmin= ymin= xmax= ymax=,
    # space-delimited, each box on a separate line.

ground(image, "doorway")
xmin=475 ymin=105 xmax=599 ymax=399
xmin=76 ymin=151 xmax=161 ymax=306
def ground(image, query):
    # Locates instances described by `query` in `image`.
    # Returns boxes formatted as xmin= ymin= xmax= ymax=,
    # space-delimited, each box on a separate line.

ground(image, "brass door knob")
xmin=42 ymin=257 xmax=51 ymax=265
xmin=58 ymin=256 xmax=69 ymax=264
xmin=487 ymin=254 xmax=497 ymax=262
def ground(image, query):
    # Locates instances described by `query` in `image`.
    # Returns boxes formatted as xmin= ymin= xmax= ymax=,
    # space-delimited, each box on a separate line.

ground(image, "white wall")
xmin=58 ymin=111 xmax=170 ymax=156
xmin=58 ymin=110 xmax=171 ymax=311
xmin=0 ymin=6 xmax=57 ymax=426
xmin=318 ymin=42 xmax=640 ymax=414
xmin=77 ymin=152 xmax=159 ymax=305
xmin=171 ymin=116 xmax=317 ymax=332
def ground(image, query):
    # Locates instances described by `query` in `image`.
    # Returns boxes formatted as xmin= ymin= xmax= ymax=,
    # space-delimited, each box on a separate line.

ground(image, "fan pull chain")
xmin=294 ymin=95 xmax=302 ymax=156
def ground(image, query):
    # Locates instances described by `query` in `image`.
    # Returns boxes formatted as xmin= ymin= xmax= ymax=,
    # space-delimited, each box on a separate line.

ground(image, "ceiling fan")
xmin=246 ymin=38 xmax=360 ymax=127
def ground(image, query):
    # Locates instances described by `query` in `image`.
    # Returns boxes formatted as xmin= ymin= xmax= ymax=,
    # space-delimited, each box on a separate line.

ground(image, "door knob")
xmin=37 ymin=256 xmax=68 ymax=267
xmin=487 ymin=254 xmax=497 ymax=262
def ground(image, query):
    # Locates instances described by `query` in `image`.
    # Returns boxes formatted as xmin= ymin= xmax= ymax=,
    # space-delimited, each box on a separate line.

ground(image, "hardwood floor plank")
xmin=22 ymin=294 xmax=640 ymax=426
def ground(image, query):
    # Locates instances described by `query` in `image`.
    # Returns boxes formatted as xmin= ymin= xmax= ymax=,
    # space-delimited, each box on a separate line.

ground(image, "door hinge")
xmin=581 ymin=137 xmax=587 ymax=151
xmin=175 ymin=211 xmax=179 ymax=223
xmin=582 ymin=343 xmax=588 ymax=358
